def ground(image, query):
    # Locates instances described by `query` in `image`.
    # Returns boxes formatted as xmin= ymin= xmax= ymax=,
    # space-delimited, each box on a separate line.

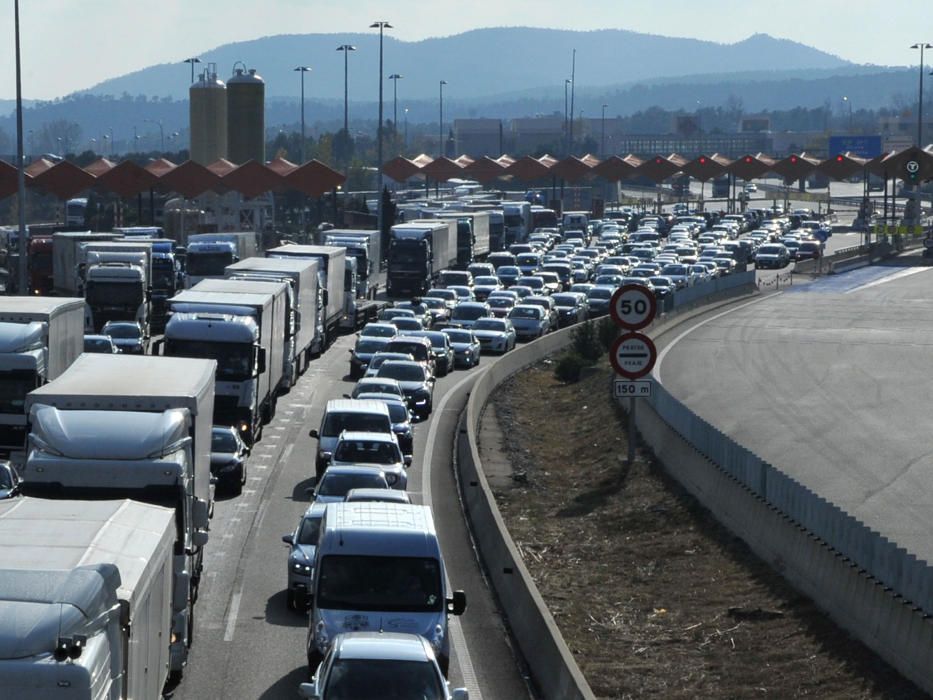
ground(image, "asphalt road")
xmin=654 ymin=252 xmax=933 ymax=566
xmin=170 ymin=331 xmax=531 ymax=699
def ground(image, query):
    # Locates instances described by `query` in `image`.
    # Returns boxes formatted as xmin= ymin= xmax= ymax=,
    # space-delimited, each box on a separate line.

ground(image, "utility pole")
xmin=568 ymin=49 xmax=577 ymax=154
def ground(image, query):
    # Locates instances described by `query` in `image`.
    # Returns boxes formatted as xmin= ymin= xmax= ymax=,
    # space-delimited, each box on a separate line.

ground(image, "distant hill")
xmin=80 ymin=27 xmax=853 ymax=102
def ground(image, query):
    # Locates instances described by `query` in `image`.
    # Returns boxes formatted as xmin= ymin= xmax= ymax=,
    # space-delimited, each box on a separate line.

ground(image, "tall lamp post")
xmin=145 ymin=119 xmax=164 ymax=152
xmin=564 ymin=79 xmax=572 ymax=152
xmin=439 ymin=80 xmax=447 ymax=158
xmin=294 ymin=66 xmax=312 ymax=164
xmin=911 ymin=43 xmax=933 ymax=146
xmin=842 ymin=96 xmax=853 ymax=133
xmin=183 ymin=57 xmax=201 ymax=84
xmin=336 ymin=44 xmax=356 ymax=136
xmin=601 ymin=103 xmax=608 ymax=156
xmin=388 ymin=74 xmax=403 ymax=133
xmin=15 ymin=0 xmax=27 ymax=294
xmin=404 ymin=108 xmax=409 ymax=151
xmin=371 ymin=21 xmax=392 ymax=236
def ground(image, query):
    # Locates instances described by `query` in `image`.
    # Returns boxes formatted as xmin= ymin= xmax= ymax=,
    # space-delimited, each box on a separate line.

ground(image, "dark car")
xmin=83 ymin=334 xmax=120 ymax=354
xmin=410 ymin=330 xmax=455 ymax=377
xmin=551 ymin=292 xmax=589 ymax=327
xmin=211 ymin=425 xmax=250 ymax=494
xmin=101 ymin=320 xmax=146 ymax=354
xmin=348 ymin=336 xmax=391 ymax=379
xmin=0 ymin=461 xmax=20 ymax=499
xmin=795 ymin=240 xmax=823 ymax=261
xmin=376 ymin=360 xmax=435 ymax=419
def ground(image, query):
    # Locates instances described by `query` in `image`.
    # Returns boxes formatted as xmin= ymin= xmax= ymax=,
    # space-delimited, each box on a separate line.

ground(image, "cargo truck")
xmin=225 ymin=256 xmax=322 ymax=381
xmin=0 ymin=297 xmax=85 ymax=458
xmin=488 ymin=209 xmax=505 ymax=251
xmin=81 ymin=241 xmax=153 ymax=335
xmin=503 ymin=201 xmax=532 ymax=246
xmin=436 ymin=211 xmax=491 ymax=268
xmin=386 ymin=221 xmax=457 ymax=297
xmin=0 ymin=498 xmax=177 ymax=696
xmin=185 ymin=232 xmax=259 ymax=288
xmin=22 ymin=354 xmax=216 ymax=676
xmin=150 ymin=239 xmax=182 ymax=334
xmin=163 ymin=283 xmax=286 ymax=443
xmin=322 ymin=229 xmax=382 ymax=298
xmin=266 ymin=245 xmax=346 ymax=347
xmin=51 ymin=232 xmax=123 ymax=296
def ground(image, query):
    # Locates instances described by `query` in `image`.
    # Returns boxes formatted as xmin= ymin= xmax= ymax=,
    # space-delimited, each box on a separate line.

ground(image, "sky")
xmin=3 ymin=0 xmax=932 ymax=100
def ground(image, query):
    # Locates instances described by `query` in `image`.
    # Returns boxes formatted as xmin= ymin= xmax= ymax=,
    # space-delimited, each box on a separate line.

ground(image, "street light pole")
xmin=404 ymin=108 xmax=409 ymax=151
xmin=336 ymin=44 xmax=356 ymax=136
xmin=294 ymin=66 xmax=311 ymax=164
xmin=568 ymin=48 xmax=577 ymax=154
xmin=14 ymin=0 xmax=28 ymax=295
xmin=388 ymin=74 xmax=403 ymax=134
xmin=439 ymin=80 xmax=447 ymax=158
xmin=911 ymin=43 xmax=933 ymax=146
xmin=183 ymin=57 xmax=201 ymax=84
xmin=145 ymin=119 xmax=164 ymax=152
xmin=371 ymin=21 xmax=392 ymax=237
xmin=842 ymin=96 xmax=853 ymax=133
xmin=564 ymin=79 xmax=571 ymax=152
xmin=601 ymin=103 xmax=608 ymax=157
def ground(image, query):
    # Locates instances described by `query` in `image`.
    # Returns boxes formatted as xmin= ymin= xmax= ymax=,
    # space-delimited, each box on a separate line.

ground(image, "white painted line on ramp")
xmin=223 ymin=591 xmax=242 ymax=642
xmin=844 ymin=266 xmax=929 ymax=294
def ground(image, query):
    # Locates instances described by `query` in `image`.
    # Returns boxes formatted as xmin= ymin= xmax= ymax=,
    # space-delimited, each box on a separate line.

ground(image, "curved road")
xmin=654 ymin=253 xmax=933 ymax=565
xmin=171 ymin=332 xmax=531 ymax=699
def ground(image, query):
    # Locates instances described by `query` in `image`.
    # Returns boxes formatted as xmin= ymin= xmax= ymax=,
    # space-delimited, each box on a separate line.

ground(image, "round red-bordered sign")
xmin=609 ymin=284 xmax=657 ymax=330
xmin=610 ymin=332 xmax=657 ymax=379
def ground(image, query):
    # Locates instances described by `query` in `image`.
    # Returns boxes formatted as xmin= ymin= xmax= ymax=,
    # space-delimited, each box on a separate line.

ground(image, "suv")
xmin=309 ymin=400 xmax=393 ymax=478
xmin=330 ymin=430 xmax=408 ymax=490
xmin=384 ymin=335 xmax=436 ymax=378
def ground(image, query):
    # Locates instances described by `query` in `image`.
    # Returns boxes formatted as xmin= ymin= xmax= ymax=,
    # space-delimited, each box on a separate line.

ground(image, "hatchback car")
xmin=330 ymin=431 xmax=408 ymax=489
xmin=350 ymin=377 xmax=405 ymax=402
xmin=410 ymin=330 xmax=456 ymax=377
xmin=312 ymin=466 xmax=389 ymax=504
xmin=471 ymin=317 xmax=517 ymax=354
xmin=442 ymin=328 xmax=481 ymax=368
xmin=101 ymin=320 xmax=146 ymax=354
xmin=507 ymin=305 xmax=550 ymax=341
xmin=376 ymin=360 xmax=436 ymax=419
xmin=282 ymin=502 xmax=326 ymax=610
xmin=300 ymin=632 xmax=468 ymax=700
xmin=551 ymin=292 xmax=588 ymax=327
xmin=449 ymin=301 xmax=492 ymax=330
xmin=83 ymin=334 xmax=120 ymax=354
xmin=210 ymin=425 xmax=250 ymax=494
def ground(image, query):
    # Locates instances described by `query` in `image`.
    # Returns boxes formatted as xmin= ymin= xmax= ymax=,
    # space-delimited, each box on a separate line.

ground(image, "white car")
xmin=329 ymin=431 xmax=409 ymax=489
xmin=300 ymin=632 xmax=468 ymax=699
xmin=470 ymin=317 xmax=517 ymax=354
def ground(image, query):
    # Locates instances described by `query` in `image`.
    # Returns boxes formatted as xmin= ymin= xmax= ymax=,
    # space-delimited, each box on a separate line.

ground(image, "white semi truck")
xmin=185 ymin=232 xmax=259 ymax=288
xmin=51 ymin=232 xmax=123 ymax=296
xmin=0 ymin=498 xmax=177 ymax=697
xmin=0 ymin=297 xmax=85 ymax=457
xmin=164 ymin=282 xmax=286 ymax=443
xmin=81 ymin=241 xmax=153 ymax=335
xmin=225 ymin=256 xmax=322 ymax=384
xmin=22 ymin=354 xmax=216 ymax=676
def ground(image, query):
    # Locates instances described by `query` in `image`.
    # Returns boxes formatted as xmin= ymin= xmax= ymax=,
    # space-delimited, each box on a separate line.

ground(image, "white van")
xmin=306 ymin=503 xmax=467 ymax=677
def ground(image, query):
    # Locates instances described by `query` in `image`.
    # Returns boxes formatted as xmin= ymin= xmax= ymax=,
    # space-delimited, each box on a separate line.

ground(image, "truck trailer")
xmin=225 ymin=256 xmax=322 ymax=380
xmin=0 ymin=498 xmax=176 ymax=697
xmin=435 ymin=211 xmax=491 ymax=268
xmin=164 ymin=283 xmax=286 ymax=443
xmin=22 ymin=354 xmax=216 ymax=676
xmin=81 ymin=241 xmax=153 ymax=335
xmin=51 ymin=232 xmax=123 ymax=297
xmin=266 ymin=245 xmax=346 ymax=347
xmin=386 ymin=221 xmax=457 ymax=297
xmin=0 ymin=297 xmax=85 ymax=458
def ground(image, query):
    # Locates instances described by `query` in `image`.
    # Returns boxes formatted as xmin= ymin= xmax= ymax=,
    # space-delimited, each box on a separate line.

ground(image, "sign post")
xmin=609 ymin=285 xmax=658 ymax=462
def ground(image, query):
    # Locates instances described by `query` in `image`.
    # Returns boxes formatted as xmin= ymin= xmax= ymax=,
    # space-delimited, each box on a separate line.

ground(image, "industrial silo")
xmin=189 ymin=63 xmax=228 ymax=165
xmin=227 ymin=64 xmax=265 ymax=164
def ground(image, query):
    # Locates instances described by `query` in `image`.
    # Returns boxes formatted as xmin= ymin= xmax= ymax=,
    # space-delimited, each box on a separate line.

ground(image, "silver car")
xmin=442 ymin=328 xmax=481 ymax=368
xmin=282 ymin=502 xmax=326 ymax=610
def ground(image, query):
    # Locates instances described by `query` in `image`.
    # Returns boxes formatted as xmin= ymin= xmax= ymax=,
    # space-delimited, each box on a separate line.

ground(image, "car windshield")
xmin=452 ymin=306 xmax=487 ymax=321
xmin=334 ymin=440 xmax=401 ymax=464
xmin=385 ymin=403 xmax=410 ymax=423
xmin=211 ymin=430 xmax=238 ymax=452
xmin=322 ymin=413 xmax=390 ymax=437
xmin=474 ymin=276 xmax=499 ymax=285
xmin=588 ymin=289 xmax=612 ymax=300
xmin=317 ymin=555 xmax=443 ymax=612
xmin=361 ymin=325 xmax=396 ymax=338
xmin=0 ymin=467 xmax=13 ymax=490
xmin=551 ymin=295 xmax=578 ymax=307
xmin=487 ymin=298 xmax=513 ymax=308
xmin=473 ymin=319 xmax=505 ymax=332
xmin=104 ymin=324 xmax=140 ymax=339
xmin=296 ymin=517 xmax=321 ymax=546
xmin=386 ymin=342 xmax=428 ymax=360
xmin=378 ymin=363 xmax=426 ymax=383
xmin=318 ymin=472 xmax=387 ymax=497
xmin=444 ymin=330 xmax=473 ymax=343
xmin=354 ymin=382 xmax=400 ymax=397
xmin=84 ymin=338 xmax=112 ymax=352
xmin=509 ymin=307 xmax=540 ymax=319
xmin=424 ymin=290 xmax=456 ymax=301
xmin=355 ymin=339 xmax=388 ymax=354
xmin=324 ymin=659 xmax=445 ymax=700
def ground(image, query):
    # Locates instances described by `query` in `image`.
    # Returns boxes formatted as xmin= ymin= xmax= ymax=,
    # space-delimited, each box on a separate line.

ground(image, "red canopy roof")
xmin=223 ymin=160 xmax=284 ymax=199
xmin=636 ymin=154 xmax=689 ymax=183
xmin=817 ymin=152 xmax=868 ymax=180
xmin=771 ymin=153 xmax=821 ymax=182
xmin=159 ymin=160 xmax=221 ymax=199
xmin=552 ymin=155 xmax=598 ymax=183
xmin=95 ymin=160 xmax=160 ymax=198
xmin=462 ymin=156 xmax=507 ymax=184
xmin=681 ymin=153 xmax=732 ymax=181
xmin=420 ymin=156 xmax=464 ymax=182
xmin=85 ymin=158 xmax=116 ymax=178
xmin=0 ymin=160 xmax=30 ymax=200
xmin=30 ymin=160 xmax=96 ymax=200
xmin=727 ymin=153 xmax=776 ymax=180
xmin=285 ymin=160 xmax=346 ymax=197
xmin=505 ymin=155 xmax=556 ymax=181
xmin=24 ymin=158 xmax=57 ymax=178
xmin=592 ymin=154 xmax=644 ymax=181
xmin=267 ymin=157 xmax=298 ymax=177
xmin=383 ymin=156 xmax=425 ymax=183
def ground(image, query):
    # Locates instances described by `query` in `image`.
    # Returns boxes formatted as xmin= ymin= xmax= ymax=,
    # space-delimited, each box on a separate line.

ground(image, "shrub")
xmin=570 ymin=321 xmax=602 ymax=362
xmin=597 ymin=316 xmax=619 ymax=352
xmin=554 ymin=352 xmax=591 ymax=383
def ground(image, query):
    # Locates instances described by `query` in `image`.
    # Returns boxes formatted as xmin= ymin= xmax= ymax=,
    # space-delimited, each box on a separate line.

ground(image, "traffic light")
xmin=789 ymin=155 xmax=798 ymax=164
xmin=698 ymin=156 xmax=707 ymax=165
xmin=836 ymin=155 xmax=845 ymax=162
xmin=744 ymin=156 xmax=753 ymax=164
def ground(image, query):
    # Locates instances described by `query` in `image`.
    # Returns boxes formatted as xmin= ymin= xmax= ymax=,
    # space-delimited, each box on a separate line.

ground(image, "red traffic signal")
xmin=744 ymin=156 xmax=753 ymax=163
xmin=837 ymin=155 xmax=845 ymax=162
xmin=698 ymin=157 xmax=707 ymax=164
xmin=789 ymin=155 xmax=798 ymax=164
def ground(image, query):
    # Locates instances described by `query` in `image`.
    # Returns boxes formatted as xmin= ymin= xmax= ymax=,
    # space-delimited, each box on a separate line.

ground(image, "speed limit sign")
xmin=610 ymin=284 xmax=657 ymax=330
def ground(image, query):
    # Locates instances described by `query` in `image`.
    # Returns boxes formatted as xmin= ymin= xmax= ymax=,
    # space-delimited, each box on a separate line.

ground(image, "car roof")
xmin=324 ymin=399 xmax=391 ymax=415
xmin=344 ymin=488 xmax=412 ymax=504
xmin=333 ymin=632 xmax=433 ymax=662
xmin=321 ymin=465 xmax=387 ymax=478
xmin=337 ymin=431 xmax=398 ymax=443
xmin=302 ymin=502 xmax=328 ymax=519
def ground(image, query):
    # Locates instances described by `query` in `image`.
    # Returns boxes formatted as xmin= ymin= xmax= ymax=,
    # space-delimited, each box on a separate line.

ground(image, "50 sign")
xmin=609 ymin=284 xmax=657 ymax=330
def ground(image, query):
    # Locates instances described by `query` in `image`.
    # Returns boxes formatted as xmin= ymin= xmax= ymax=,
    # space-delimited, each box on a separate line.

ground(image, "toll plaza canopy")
xmin=0 ymin=156 xmax=347 ymax=203
xmin=378 ymin=146 xmax=933 ymax=185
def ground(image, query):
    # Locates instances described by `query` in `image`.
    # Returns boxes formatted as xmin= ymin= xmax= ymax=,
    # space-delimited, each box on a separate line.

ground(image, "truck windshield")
xmin=388 ymin=246 xmax=423 ymax=265
xmin=166 ymin=339 xmax=253 ymax=381
xmin=151 ymin=262 xmax=176 ymax=291
xmin=504 ymin=214 xmax=523 ymax=227
xmin=187 ymin=252 xmax=234 ymax=277
xmin=317 ymin=555 xmax=442 ymax=612
xmin=85 ymin=282 xmax=143 ymax=307
xmin=0 ymin=370 xmax=37 ymax=414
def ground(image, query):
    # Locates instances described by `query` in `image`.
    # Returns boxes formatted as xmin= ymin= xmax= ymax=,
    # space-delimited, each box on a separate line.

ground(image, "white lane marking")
xmin=843 ymin=266 xmax=929 ymax=294
xmin=654 ymin=295 xmax=774 ymax=382
xmin=223 ymin=591 xmax=242 ymax=642
xmin=420 ymin=370 xmax=484 ymax=700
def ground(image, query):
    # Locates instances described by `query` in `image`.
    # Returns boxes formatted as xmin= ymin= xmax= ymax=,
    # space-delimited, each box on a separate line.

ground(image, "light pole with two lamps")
xmin=183 ymin=57 xmax=201 ymax=84
xmin=371 ymin=20 xmax=392 ymax=233
xmin=145 ymin=119 xmax=164 ymax=152
xmin=601 ymin=104 xmax=608 ymax=157
xmin=388 ymin=74 xmax=403 ymax=134
xmin=294 ymin=66 xmax=311 ymax=164
xmin=336 ymin=44 xmax=356 ymax=136
xmin=910 ymin=42 xmax=933 ymax=146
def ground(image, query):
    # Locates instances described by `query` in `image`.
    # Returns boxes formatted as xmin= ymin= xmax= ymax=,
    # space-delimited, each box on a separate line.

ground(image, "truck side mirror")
xmin=173 ymin=573 xmax=191 ymax=611
xmin=448 ymin=590 xmax=467 ymax=616
xmin=192 ymin=530 xmax=209 ymax=548
xmin=256 ymin=347 xmax=267 ymax=375
xmin=192 ymin=499 xmax=210 ymax=530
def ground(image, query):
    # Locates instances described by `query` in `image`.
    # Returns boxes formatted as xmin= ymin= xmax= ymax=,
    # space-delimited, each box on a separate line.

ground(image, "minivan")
xmin=307 ymin=503 xmax=467 ymax=676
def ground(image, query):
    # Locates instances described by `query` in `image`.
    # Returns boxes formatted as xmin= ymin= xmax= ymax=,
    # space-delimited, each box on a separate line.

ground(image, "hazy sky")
xmin=3 ymin=1 xmax=932 ymax=100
